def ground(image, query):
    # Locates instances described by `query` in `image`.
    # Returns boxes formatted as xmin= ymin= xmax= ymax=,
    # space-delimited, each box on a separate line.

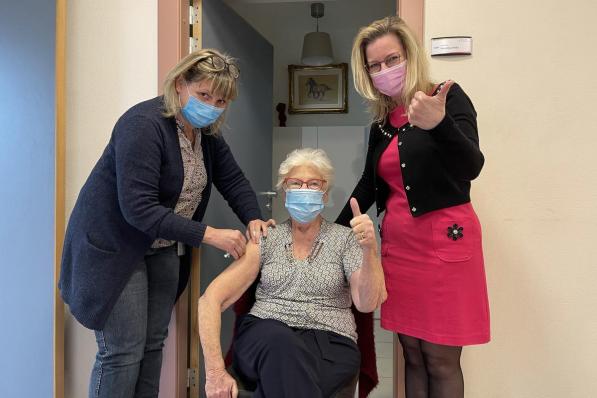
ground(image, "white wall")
xmin=65 ymin=1 xmax=157 ymax=397
xmin=425 ymin=1 xmax=597 ymax=397
xmin=224 ymin=0 xmax=395 ymax=127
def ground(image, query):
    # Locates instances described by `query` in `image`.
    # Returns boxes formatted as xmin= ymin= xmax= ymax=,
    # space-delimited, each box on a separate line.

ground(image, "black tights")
xmin=398 ymin=334 xmax=464 ymax=398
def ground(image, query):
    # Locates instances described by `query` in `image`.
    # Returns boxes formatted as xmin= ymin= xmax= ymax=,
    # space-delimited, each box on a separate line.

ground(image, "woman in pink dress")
xmin=336 ymin=16 xmax=490 ymax=398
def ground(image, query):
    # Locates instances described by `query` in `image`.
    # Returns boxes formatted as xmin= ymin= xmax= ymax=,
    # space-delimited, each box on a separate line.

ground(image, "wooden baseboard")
xmin=54 ymin=0 xmax=66 ymax=397
xmin=189 ymin=247 xmax=202 ymax=397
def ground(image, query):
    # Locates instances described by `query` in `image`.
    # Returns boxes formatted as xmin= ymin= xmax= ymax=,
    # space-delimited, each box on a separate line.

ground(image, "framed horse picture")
xmin=288 ymin=63 xmax=348 ymax=114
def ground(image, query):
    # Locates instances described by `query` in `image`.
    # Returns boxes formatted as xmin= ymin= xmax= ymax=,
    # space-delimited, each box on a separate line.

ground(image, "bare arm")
xmin=198 ymin=241 xmax=260 ymax=397
xmin=347 ymin=198 xmax=387 ymax=313
xmin=350 ymin=246 xmax=386 ymax=313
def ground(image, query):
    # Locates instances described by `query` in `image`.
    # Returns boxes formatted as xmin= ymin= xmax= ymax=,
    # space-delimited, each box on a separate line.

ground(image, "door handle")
xmin=258 ymin=191 xmax=278 ymax=197
xmin=257 ymin=191 xmax=278 ymax=211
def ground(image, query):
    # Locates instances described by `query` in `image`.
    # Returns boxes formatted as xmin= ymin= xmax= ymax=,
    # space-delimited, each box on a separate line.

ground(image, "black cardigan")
xmin=59 ymin=96 xmax=262 ymax=330
xmin=336 ymin=83 xmax=483 ymax=227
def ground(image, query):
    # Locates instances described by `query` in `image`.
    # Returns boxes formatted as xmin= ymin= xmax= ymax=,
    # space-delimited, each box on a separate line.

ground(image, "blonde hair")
xmin=162 ymin=48 xmax=239 ymax=135
xmin=351 ymin=15 xmax=434 ymax=123
xmin=276 ymin=148 xmax=335 ymax=191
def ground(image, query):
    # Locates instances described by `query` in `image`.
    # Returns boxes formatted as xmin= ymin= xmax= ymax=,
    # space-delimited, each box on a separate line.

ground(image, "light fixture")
xmin=301 ymin=2 xmax=334 ymax=66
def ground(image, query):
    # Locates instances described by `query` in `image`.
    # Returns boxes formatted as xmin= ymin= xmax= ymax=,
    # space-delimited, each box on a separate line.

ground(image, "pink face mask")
xmin=370 ymin=61 xmax=407 ymax=98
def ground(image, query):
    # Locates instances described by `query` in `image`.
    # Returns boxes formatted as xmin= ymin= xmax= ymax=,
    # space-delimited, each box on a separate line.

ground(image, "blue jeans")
xmin=89 ymin=245 xmax=180 ymax=398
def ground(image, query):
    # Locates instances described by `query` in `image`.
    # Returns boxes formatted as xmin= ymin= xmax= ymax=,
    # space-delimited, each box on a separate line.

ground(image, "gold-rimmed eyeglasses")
xmin=197 ymin=55 xmax=240 ymax=79
xmin=366 ymin=54 xmax=403 ymax=74
xmin=283 ymin=178 xmax=326 ymax=191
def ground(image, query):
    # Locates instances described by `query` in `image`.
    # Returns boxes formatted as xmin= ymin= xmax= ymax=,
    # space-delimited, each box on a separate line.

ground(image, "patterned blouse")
xmin=152 ymin=120 xmax=208 ymax=248
xmin=250 ymin=218 xmax=363 ymax=341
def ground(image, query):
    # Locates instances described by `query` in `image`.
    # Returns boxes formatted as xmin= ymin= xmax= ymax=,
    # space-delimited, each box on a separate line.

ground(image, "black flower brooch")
xmin=447 ymin=224 xmax=464 ymax=241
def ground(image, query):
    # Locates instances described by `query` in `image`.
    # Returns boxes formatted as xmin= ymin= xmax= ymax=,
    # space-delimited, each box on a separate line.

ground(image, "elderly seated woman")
xmin=198 ymin=148 xmax=386 ymax=398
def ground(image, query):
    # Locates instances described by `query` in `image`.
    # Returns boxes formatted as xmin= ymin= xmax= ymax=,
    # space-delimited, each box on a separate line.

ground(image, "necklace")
xmin=378 ymin=121 xmax=413 ymax=139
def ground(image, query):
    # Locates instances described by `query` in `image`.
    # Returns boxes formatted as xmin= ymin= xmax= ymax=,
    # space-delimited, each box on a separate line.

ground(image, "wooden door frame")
xmin=172 ymin=1 xmax=427 ymax=398
xmin=54 ymin=0 xmax=66 ymax=397
xmin=158 ymin=1 xmax=198 ymax=397
xmin=187 ymin=4 xmax=202 ymax=397
xmin=171 ymin=3 xmax=203 ymax=397
xmin=154 ymin=1 xmax=427 ymax=398
xmin=399 ymin=0 xmax=424 ymax=43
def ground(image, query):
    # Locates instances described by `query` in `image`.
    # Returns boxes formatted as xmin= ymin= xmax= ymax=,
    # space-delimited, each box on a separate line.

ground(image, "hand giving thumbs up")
xmin=349 ymin=198 xmax=377 ymax=250
xmin=407 ymin=80 xmax=454 ymax=130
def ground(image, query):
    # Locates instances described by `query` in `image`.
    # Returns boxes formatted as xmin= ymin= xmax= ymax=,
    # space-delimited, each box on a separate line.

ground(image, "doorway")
xmin=196 ymin=0 xmax=398 ymax=397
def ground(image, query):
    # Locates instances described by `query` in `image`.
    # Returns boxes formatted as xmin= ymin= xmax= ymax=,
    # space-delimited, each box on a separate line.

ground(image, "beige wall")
xmin=64 ymin=1 xmax=157 ymax=397
xmin=425 ymin=1 xmax=597 ymax=396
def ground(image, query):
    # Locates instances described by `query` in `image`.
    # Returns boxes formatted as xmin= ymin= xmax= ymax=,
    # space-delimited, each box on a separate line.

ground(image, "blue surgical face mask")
xmin=180 ymin=85 xmax=225 ymax=128
xmin=285 ymin=189 xmax=325 ymax=224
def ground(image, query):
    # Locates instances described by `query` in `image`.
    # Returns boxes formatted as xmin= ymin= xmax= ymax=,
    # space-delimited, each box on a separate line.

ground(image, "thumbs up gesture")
xmin=349 ymin=198 xmax=377 ymax=250
xmin=407 ymin=80 xmax=454 ymax=130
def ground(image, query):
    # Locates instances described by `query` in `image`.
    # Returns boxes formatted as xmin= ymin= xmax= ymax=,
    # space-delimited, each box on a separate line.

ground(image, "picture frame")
xmin=288 ymin=63 xmax=348 ymax=114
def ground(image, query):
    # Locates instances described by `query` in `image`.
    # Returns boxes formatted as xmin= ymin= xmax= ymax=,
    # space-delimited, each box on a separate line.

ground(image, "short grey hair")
xmin=276 ymin=148 xmax=335 ymax=191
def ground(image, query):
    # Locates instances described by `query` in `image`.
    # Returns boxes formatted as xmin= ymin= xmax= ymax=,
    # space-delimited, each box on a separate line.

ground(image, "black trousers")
xmin=233 ymin=315 xmax=360 ymax=398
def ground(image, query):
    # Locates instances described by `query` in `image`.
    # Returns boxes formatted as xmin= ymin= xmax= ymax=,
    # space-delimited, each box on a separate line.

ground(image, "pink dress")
xmin=377 ymin=107 xmax=490 ymax=346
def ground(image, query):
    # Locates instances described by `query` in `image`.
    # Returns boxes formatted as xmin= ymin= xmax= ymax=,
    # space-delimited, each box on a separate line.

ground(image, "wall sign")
xmin=431 ymin=36 xmax=472 ymax=56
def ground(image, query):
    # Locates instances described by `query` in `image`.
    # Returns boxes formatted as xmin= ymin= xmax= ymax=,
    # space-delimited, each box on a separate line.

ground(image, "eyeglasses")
xmin=366 ymin=54 xmax=403 ymax=74
xmin=283 ymin=178 xmax=326 ymax=191
xmin=197 ymin=55 xmax=240 ymax=79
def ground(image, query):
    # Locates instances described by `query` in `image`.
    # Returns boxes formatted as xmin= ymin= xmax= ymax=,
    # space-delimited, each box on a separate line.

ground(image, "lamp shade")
xmin=301 ymin=31 xmax=334 ymax=66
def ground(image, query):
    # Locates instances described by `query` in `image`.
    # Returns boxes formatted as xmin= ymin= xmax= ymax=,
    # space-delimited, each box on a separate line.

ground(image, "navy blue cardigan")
xmin=59 ymin=97 xmax=262 ymax=330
